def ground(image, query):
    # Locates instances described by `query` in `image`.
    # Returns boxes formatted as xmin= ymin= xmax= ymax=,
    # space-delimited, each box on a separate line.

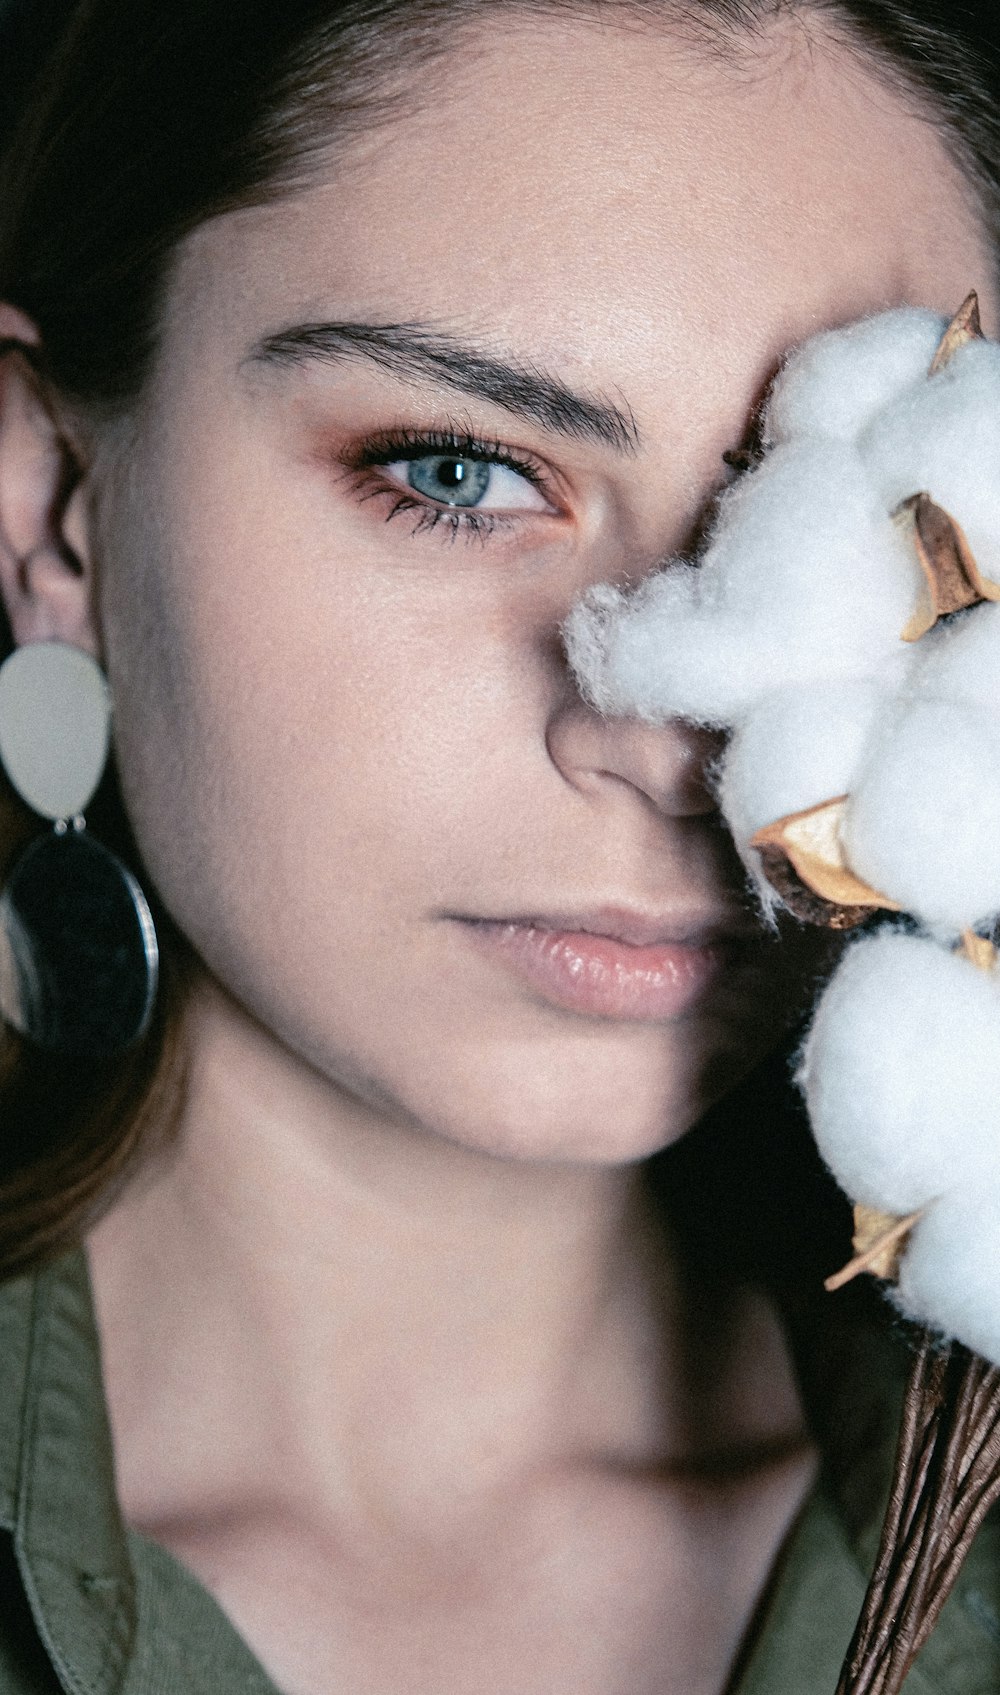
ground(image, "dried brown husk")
xmin=852 ymin=1205 xmax=907 ymax=1278
xmin=928 ymin=290 xmax=983 ymax=374
xmin=825 ymin=1206 xmax=922 ymax=1292
xmin=959 ymin=928 xmax=999 ymax=974
xmin=897 ymin=495 xmax=1000 ymax=642
xmin=895 ymin=295 xmax=1000 ymax=640
xmin=751 ymin=796 xmax=901 ymax=929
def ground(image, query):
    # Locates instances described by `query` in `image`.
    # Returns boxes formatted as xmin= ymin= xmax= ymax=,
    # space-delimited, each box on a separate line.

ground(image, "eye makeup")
xmin=336 ymin=424 xmax=563 ymax=545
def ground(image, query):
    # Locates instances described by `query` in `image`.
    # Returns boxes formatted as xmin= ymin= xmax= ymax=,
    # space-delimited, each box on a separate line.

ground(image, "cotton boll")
xmin=688 ymin=440 xmax=921 ymax=689
xmin=910 ymin=602 xmax=1000 ymax=715
xmin=765 ymin=308 xmax=945 ymax=445
xmin=566 ymin=440 xmax=922 ymax=727
xmin=800 ymin=932 xmax=1000 ymax=1216
xmin=844 ymin=697 xmax=1000 ymax=931
xmin=564 ymin=567 xmax=751 ymax=725
xmin=705 ymin=439 xmax=911 ymax=631
xmin=894 ymin=1189 xmax=1000 ymax=1368
xmin=860 ymin=341 xmax=1000 ymax=582
xmin=718 ymin=678 xmax=893 ymax=862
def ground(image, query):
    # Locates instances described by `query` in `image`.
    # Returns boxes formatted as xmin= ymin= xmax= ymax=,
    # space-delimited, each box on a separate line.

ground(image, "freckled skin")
xmin=3 ymin=12 xmax=996 ymax=1695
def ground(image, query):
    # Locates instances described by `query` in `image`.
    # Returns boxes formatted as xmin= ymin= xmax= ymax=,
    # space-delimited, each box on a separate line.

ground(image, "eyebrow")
xmin=248 ymin=320 xmax=640 ymax=455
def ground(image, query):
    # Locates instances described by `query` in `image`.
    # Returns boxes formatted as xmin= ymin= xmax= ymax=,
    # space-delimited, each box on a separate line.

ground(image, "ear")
xmin=0 ymin=303 xmax=101 ymax=659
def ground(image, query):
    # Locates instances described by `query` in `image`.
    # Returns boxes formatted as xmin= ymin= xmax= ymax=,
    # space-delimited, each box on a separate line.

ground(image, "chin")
xmin=398 ymin=1017 xmax=767 ymax=1169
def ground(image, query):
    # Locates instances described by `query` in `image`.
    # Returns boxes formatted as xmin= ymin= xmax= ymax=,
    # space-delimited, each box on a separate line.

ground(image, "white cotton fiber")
xmin=799 ymin=932 xmax=1000 ymax=1216
xmin=911 ymin=602 xmax=1000 ymax=713
xmin=765 ymin=308 xmax=945 ymax=445
xmin=718 ymin=678 xmax=893 ymax=862
xmin=861 ymin=340 xmax=1000 ymax=583
xmin=894 ymin=1188 xmax=1000 ymax=1367
xmin=562 ymin=581 xmax=633 ymax=717
xmin=844 ymin=696 xmax=1000 ymax=931
xmin=565 ymin=439 xmax=920 ymax=726
xmin=563 ymin=567 xmax=733 ymax=723
xmin=702 ymin=441 xmax=919 ymax=672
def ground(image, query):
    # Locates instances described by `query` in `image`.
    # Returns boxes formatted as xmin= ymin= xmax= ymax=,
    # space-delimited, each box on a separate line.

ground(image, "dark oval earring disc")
xmin=0 ymin=832 xmax=159 ymax=1057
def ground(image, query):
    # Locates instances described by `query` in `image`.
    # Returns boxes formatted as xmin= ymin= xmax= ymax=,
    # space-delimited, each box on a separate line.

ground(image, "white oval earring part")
xmin=0 ymin=641 xmax=111 ymax=821
xmin=0 ymin=641 xmax=159 ymax=1056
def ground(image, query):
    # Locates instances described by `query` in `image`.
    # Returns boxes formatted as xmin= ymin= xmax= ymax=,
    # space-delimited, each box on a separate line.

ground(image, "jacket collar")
xmin=4 ymin=1248 xmax=1000 ymax=1695
xmin=0 ymin=1251 xmax=135 ymax=1695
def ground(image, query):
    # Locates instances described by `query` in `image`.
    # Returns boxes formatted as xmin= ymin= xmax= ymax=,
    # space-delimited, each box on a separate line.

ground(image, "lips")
xmin=456 ymin=907 xmax=753 ymax=1020
xmin=477 ymin=905 xmax=752 ymax=950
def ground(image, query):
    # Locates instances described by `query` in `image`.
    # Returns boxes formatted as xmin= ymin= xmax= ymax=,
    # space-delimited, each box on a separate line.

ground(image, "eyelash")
xmin=340 ymin=427 xmax=556 ymax=545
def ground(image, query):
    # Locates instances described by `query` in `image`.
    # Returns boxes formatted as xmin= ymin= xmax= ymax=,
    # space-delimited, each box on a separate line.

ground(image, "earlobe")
xmin=0 ymin=304 xmax=100 ymax=658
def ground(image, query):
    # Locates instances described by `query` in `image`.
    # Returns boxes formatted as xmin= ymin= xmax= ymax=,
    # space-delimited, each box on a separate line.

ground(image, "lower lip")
xmin=461 ymin=922 xmax=726 ymax=1021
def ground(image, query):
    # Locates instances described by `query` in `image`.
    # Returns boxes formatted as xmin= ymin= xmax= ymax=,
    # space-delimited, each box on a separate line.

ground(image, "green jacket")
xmin=1 ymin=1251 xmax=999 ymax=1694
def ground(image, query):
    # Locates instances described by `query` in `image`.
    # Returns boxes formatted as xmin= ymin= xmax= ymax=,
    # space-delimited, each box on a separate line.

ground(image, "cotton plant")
xmin=567 ymin=296 xmax=1000 ymax=1693
xmin=566 ymin=291 xmax=1000 ymax=1352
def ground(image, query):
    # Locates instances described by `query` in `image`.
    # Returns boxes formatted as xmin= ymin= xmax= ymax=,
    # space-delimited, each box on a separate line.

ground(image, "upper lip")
xmin=461 ymin=905 xmax=761 ymax=948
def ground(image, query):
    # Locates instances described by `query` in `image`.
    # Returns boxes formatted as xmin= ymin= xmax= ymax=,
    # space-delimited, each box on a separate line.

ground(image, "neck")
xmin=86 ymin=974 xmax=804 ymax=1542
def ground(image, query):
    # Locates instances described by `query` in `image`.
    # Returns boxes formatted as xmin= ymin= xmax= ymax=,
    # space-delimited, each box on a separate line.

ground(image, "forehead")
xmin=168 ymin=12 xmax=993 ymax=447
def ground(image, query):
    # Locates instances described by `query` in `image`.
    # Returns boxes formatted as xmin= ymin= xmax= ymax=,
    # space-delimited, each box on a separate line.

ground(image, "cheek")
xmin=97 ymin=450 xmax=549 ymax=1011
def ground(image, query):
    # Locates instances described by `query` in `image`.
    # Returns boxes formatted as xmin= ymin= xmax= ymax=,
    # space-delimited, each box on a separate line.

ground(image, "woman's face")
xmin=94 ymin=12 xmax=992 ymax=1163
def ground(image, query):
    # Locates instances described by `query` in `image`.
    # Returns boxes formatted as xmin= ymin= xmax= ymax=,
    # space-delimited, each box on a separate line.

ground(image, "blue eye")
xmin=406 ymin=456 xmax=492 ymax=506
xmin=387 ymin=453 xmax=550 ymax=513
xmin=342 ymin=427 xmax=559 ymax=545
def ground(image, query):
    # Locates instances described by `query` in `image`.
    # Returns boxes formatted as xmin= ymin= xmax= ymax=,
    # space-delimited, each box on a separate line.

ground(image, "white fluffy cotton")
xmin=565 ymin=438 xmax=920 ymax=726
xmin=893 ymin=1189 xmax=1000 ymax=1366
xmin=840 ymin=605 xmax=1000 ymax=933
xmin=565 ymin=300 xmax=1000 ymax=1358
xmin=861 ymin=340 xmax=1000 ymax=584
xmin=912 ymin=600 xmax=1000 ymax=712
xmin=566 ymin=305 xmax=1000 ymax=931
xmin=765 ymin=307 xmax=945 ymax=444
xmin=844 ymin=698 xmax=1000 ymax=933
xmin=718 ymin=678 xmax=892 ymax=877
xmin=801 ymin=932 xmax=1000 ymax=1217
xmin=804 ymin=928 xmax=1000 ymax=1364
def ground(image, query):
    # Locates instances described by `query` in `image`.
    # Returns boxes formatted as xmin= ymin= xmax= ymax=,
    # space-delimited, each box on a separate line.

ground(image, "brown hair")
xmin=0 ymin=0 xmax=998 ymax=1278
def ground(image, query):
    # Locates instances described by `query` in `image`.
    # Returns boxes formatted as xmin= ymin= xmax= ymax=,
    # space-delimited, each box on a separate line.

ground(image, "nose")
xmin=546 ymin=692 xmax=721 ymax=818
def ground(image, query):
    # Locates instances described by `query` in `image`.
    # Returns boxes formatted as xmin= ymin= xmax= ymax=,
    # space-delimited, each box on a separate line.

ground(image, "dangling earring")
xmin=0 ymin=641 xmax=158 ymax=1057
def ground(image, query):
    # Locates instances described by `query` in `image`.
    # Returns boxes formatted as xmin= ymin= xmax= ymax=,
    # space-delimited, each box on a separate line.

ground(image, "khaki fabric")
xmin=1 ymin=1252 xmax=1000 ymax=1693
